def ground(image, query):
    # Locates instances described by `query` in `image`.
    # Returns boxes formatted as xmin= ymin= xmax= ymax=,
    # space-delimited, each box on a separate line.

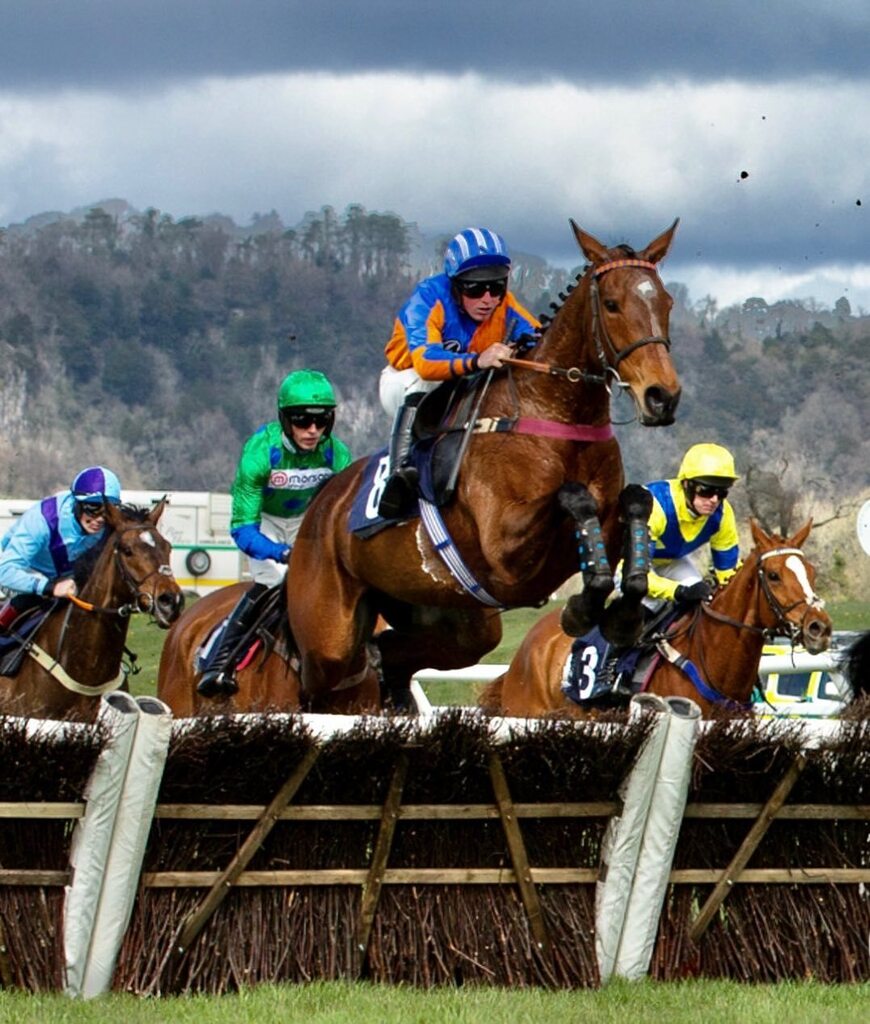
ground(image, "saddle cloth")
xmin=561 ymin=626 xmax=655 ymax=709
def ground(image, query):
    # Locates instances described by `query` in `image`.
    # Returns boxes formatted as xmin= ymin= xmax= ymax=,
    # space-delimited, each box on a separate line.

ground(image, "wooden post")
xmin=356 ymin=750 xmax=409 ymax=974
xmin=172 ymin=745 xmax=321 ymax=959
xmin=0 ymin=915 xmax=13 ymax=989
xmin=488 ymin=751 xmax=552 ymax=958
xmin=688 ymin=753 xmax=808 ymax=943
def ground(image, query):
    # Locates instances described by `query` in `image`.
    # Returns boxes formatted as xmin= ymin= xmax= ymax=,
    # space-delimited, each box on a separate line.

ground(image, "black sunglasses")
xmin=455 ymin=279 xmax=507 ymax=299
xmin=288 ymin=413 xmax=331 ymax=430
xmin=694 ymin=483 xmax=730 ymax=500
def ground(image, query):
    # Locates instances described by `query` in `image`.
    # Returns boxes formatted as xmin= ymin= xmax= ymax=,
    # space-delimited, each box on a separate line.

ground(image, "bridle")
xmin=505 ymin=257 xmax=672 ymax=393
xmin=70 ymin=523 xmax=174 ymax=618
xmin=700 ymin=546 xmax=820 ymax=643
xmin=657 ymin=546 xmax=821 ymax=709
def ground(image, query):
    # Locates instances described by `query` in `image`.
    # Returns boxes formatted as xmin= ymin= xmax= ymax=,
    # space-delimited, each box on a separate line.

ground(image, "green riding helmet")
xmin=277 ymin=369 xmax=337 ymax=439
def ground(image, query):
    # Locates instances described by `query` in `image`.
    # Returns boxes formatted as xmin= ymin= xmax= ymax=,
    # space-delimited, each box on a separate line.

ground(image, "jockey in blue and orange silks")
xmin=377 ymin=227 xmax=540 ymax=519
xmin=642 ymin=443 xmax=742 ymax=611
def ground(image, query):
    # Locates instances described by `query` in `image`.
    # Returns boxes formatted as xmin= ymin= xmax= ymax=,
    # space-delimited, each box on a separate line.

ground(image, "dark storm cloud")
xmin=2 ymin=0 xmax=869 ymax=90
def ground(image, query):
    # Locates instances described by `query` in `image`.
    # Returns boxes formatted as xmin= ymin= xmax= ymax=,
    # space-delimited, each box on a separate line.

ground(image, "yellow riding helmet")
xmin=677 ymin=443 xmax=739 ymax=485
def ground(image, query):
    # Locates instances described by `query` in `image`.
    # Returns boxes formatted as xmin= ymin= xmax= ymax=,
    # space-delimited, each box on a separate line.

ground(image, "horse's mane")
xmin=537 ymin=243 xmax=639 ymax=332
xmin=72 ymin=504 xmax=152 ymax=587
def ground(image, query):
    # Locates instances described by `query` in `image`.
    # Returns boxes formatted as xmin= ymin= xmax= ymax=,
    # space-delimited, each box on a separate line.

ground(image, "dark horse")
xmin=0 ymin=500 xmax=184 ymax=721
xmin=480 ymin=519 xmax=834 ymax=718
xmin=843 ymin=630 xmax=870 ymax=709
xmin=287 ymin=220 xmax=682 ymax=710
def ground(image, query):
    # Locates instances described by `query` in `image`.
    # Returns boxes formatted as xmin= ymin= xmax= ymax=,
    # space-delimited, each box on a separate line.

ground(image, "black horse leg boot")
xmin=196 ymin=587 xmax=263 ymax=697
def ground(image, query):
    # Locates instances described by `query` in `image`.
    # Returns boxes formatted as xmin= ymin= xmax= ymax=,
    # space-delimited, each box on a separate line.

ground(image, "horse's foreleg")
xmin=376 ymin=606 xmax=502 ymax=712
xmin=557 ymin=482 xmax=614 ymax=637
xmin=599 ymin=484 xmax=653 ymax=647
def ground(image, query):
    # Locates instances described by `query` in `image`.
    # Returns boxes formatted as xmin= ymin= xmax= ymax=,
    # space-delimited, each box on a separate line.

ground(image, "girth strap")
xmin=418 ymin=498 xmax=503 ymax=608
xmin=656 ymin=638 xmax=751 ymax=711
xmin=24 ymin=640 xmax=126 ymax=696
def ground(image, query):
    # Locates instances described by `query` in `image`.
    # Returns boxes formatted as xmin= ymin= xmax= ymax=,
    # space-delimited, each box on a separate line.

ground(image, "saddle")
xmin=349 ymin=377 xmax=491 ymax=538
xmin=561 ymin=608 xmax=683 ymax=709
xmin=195 ymin=584 xmax=291 ymax=676
xmin=0 ymin=603 xmax=54 ymax=677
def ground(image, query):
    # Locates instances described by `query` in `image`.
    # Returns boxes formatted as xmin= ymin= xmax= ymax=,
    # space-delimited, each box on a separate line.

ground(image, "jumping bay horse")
xmin=288 ymin=220 xmax=682 ymax=710
xmin=480 ymin=519 xmax=833 ymax=718
xmin=156 ymin=582 xmax=381 ymax=717
xmin=0 ymin=500 xmax=184 ymax=721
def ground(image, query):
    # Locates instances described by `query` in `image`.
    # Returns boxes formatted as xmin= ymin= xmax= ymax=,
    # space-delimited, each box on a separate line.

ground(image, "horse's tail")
xmin=844 ymin=630 xmax=870 ymax=699
xmin=478 ymin=673 xmax=505 ymax=712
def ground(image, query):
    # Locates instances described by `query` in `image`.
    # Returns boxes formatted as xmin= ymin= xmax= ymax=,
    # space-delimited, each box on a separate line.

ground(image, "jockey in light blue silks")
xmin=0 ymin=467 xmax=122 ymax=621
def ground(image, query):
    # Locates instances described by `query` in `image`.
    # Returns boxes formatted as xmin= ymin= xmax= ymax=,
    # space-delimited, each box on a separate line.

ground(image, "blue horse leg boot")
xmin=378 ymin=396 xmax=422 ymax=520
xmin=618 ymin=484 xmax=654 ymax=600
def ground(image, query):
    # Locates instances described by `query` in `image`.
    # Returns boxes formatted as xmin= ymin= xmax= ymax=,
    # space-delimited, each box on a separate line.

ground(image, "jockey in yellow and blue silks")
xmin=644 ymin=443 xmax=741 ymax=609
xmin=377 ymin=227 xmax=540 ymax=519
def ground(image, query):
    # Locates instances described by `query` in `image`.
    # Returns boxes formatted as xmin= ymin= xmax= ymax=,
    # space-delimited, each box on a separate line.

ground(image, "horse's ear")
xmin=639 ymin=218 xmax=680 ymax=265
xmin=789 ymin=518 xmax=813 ymax=549
xmin=570 ymin=219 xmax=610 ymax=265
xmin=103 ymin=502 xmax=123 ymax=530
xmin=750 ymin=517 xmax=770 ymax=548
xmin=148 ymin=496 xmax=168 ymax=525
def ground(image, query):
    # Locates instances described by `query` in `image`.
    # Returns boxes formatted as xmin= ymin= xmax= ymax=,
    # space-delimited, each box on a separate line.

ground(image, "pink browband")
xmin=592 ymin=259 xmax=658 ymax=277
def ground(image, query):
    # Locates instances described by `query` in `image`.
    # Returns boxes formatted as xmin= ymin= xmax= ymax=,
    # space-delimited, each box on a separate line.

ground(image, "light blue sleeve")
xmin=0 ymin=506 xmax=54 ymax=595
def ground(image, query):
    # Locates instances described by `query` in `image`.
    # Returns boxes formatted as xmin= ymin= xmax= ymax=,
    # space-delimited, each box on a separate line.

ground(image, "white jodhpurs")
xmin=246 ymin=513 xmax=303 ymax=587
xmin=379 ymin=365 xmax=440 ymax=417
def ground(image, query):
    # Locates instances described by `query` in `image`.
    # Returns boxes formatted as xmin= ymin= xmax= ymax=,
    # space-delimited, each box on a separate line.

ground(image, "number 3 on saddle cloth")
xmin=562 ymin=626 xmax=657 ymax=709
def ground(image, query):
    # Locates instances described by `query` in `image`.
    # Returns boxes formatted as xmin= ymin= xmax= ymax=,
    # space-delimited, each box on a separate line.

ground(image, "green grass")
xmin=1 ymin=979 xmax=868 ymax=1023
xmin=127 ymin=598 xmax=870 ymax=708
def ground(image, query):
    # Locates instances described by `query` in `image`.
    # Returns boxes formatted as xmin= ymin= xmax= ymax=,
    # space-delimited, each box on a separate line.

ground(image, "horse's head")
xmin=568 ymin=220 xmax=682 ymax=426
xmin=749 ymin=518 xmax=832 ymax=654
xmin=102 ymin=499 xmax=185 ymax=627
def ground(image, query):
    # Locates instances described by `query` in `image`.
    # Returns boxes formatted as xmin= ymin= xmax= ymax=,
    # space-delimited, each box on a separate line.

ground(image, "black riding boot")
xmin=197 ymin=585 xmax=265 ymax=697
xmin=378 ymin=396 xmax=422 ymax=520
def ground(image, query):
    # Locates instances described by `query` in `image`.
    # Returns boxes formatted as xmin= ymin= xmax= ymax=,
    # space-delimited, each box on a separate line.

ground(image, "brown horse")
xmin=288 ymin=220 xmax=682 ymax=710
xmin=0 ymin=500 xmax=183 ymax=721
xmin=156 ymin=582 xmax=382 ymax=717
xmin=480 ymin=519 xmax=833 ymax=718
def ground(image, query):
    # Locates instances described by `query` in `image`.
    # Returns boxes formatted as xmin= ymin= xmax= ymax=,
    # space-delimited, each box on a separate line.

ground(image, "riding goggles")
xmin=77 ymin=501 xmax=106 ymax=518
xmin=693 ymin=483 xmax=730 ymax=500
xmin=288 ymin=412 xmax=331 ymax=430
xmin=455 ymin=278 xmax=508 ymax=299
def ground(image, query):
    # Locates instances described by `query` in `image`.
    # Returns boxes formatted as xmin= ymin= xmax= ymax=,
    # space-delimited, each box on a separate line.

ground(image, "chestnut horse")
xmin=156 ymin=582 xmax=382 ymax=717
xmin=288 ymin=220 xmax=682 ymax=710
xmin=0 ymin=500 xmax=184 ymax=721
xmin=480 ymin=520 xmax=833 ymax=718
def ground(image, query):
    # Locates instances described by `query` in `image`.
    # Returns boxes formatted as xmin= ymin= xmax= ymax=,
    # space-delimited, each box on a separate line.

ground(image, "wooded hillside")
xmin=0 ymin=202 xmax=866 ymax=594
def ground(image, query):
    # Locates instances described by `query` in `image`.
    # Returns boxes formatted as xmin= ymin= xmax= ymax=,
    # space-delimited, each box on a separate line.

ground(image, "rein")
xmin=24 ymin=520 xmax=171 ymax=697
xmin=659 ymin=545 xmax=817 ymax=708
xmin=502 ymin=256 xmax=671 ymax=400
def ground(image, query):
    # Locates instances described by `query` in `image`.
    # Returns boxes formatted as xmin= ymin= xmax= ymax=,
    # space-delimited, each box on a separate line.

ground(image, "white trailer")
xmin=0 ymin=491 xmax=246 ymax=597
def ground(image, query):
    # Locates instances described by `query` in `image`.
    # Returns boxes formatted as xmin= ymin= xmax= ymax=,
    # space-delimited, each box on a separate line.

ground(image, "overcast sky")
xmin=1 ymin=1 xmax=868 ymax=310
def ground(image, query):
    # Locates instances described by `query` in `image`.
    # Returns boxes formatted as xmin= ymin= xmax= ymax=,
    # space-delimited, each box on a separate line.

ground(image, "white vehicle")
xmin=0 ymin=491 xmax=246 ymax=596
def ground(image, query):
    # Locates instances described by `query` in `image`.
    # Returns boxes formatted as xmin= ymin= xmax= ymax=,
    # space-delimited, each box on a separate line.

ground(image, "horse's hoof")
xmin=384 ymin=687 xmax=417 ymax=715
xmin=557 ymin=483 xmax=598 ymax=521
xmin=619 ymin=484 xmax=653 ymax=520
